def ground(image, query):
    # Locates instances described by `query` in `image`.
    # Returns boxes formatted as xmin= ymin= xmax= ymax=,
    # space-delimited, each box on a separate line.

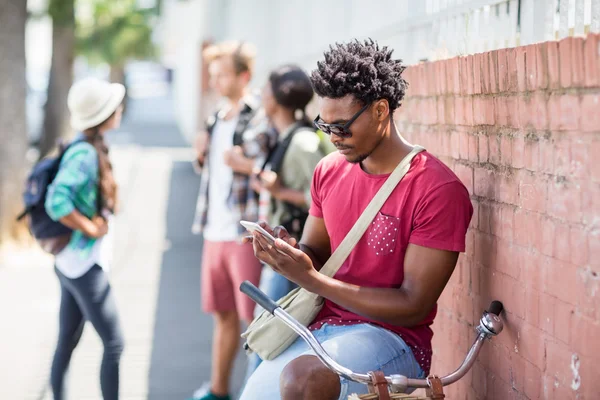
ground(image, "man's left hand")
xmin=252 ymin=232 xmax=318 ymax=288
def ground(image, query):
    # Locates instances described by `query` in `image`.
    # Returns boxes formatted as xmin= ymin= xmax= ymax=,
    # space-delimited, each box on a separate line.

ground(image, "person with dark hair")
xmin=243 ymin=64 xmax=325 ymax=382
xmin=45 ymin=77 xmax=125 ymax=400
xmin=240 ymin=39 xmax=473 ymax=399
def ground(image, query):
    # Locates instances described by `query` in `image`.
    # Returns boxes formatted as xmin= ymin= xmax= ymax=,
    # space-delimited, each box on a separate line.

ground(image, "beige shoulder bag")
xmin=241 ymin=145 xmax=425 ymax=361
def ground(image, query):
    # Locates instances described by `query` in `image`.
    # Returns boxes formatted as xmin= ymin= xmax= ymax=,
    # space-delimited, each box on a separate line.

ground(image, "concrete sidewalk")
xmin=0 ymin=92 xmax=248 ymax=400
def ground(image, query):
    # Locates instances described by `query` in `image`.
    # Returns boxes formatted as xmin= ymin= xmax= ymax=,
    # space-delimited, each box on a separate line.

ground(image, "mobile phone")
xmin=240 ymin=220 xmax=277 ymax=245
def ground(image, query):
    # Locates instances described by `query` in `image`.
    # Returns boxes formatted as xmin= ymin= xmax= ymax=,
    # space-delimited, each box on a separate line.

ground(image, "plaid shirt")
xmin=45 ymin=137 xmax=100 ymax=259
xmin=192 ymin=97 xmax=273 ymax=236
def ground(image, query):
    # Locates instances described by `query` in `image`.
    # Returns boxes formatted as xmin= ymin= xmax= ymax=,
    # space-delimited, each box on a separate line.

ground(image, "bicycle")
xmin=240 ymin=281 xmax=504 ymax=399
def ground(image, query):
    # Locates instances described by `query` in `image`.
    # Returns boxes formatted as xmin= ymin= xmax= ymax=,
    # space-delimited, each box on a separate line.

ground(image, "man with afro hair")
xmin=241 ymin=39 xmax=473 ymax=400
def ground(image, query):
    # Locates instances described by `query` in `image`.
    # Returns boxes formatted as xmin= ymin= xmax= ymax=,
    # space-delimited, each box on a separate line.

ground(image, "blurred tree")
xmin=38 ymin=0 xmax=76 ymax=158
xmin=77 ymin=0 xmax=157 ymax=92
xmin=0 ymin=0 xmax=29 ymax=242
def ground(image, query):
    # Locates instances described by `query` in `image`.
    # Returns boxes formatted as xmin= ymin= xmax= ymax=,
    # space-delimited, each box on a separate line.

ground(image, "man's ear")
xmin=375 ymin=99 xmax=390 ymax=121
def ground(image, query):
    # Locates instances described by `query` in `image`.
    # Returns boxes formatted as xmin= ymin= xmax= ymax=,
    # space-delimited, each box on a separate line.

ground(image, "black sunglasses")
xmin=313 ymin=103 xmax=370 ymax=139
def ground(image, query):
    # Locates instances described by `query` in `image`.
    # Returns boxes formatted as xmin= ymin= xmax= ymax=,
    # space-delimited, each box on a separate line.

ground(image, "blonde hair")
xmin=203 ymin=40 xmax=257 ymax=75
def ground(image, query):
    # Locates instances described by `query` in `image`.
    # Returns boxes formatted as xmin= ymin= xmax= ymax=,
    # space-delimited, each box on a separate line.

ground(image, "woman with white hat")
xmin=44 ymin=77 xmax=126 ymax=400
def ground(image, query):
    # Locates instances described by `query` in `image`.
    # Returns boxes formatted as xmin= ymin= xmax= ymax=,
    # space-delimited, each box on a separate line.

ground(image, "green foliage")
xmin=48 ymin=0 xmax=75 ymax=27
xmin=76 ymin=0 xmax=157 ymax=67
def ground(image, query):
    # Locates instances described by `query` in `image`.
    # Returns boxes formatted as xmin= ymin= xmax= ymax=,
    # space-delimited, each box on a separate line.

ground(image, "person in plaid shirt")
xmin=188 ymin=41 xmax=272 ymax=400
xmin=45 ymin=77 xmax=125 ymax=400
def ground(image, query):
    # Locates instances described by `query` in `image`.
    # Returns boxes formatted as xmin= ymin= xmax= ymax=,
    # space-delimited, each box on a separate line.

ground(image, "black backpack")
xmin=17 ymin=138 xmax=100 ymax=247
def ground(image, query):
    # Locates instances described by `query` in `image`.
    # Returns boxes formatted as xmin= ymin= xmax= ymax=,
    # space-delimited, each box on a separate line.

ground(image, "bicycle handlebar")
xmin=240 ymin=281 xmax=504 ymax=393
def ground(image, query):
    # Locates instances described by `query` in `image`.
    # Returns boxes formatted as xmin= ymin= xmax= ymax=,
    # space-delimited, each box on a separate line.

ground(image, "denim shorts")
xmin=239 ymin=323 xmax=425 ymax=400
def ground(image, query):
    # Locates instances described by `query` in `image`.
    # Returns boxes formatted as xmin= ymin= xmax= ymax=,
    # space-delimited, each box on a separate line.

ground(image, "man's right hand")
xmin=242 ymin=221 xmax=298 ymax=248
xmin=89 ymin=216 xmax=108 ymax=239
xmin=194 ymin=130 xmax=209 ymax=165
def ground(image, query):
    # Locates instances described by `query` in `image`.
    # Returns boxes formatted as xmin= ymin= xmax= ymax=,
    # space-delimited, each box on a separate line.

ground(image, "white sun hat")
xmin=67 ymin=77 xmax=126 ymax=132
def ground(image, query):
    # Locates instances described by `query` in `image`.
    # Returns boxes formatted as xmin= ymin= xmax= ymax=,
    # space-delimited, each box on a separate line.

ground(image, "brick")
xmin=553 ymin=136 xmax=571 ymax=177
xmin=451 ymin=58 xmax=460 ymax=94
xmin=473 ymin=54 xmax=482 ymax=94
xmin=545 ymin=258 xmax=580 ymax=305
xmin=514 ymin=209 xmax=542 ymax=249
xmin=553 ymin=299 xmax=574 ymax=344
xmin=495 ymin=240 xmax=521 ymax=280
xmin=496 ymin=172 xmax=519 ymax=205
xmin=450 ymin=131 xmax=460 ymax=159
xmin=466 ymin=55 xmax=475 ymax=95
xmin=538 ymin=138 xmax=554 ymax=174
xmin=570 ymin=225 xmax=589 ymax=267
xmin=426 ymin=63 xmax=436 ymax=95
xmin=468 ymin=133 xmax=478 ymax=162
xmin=518 ymin=95 xmax=531 ymax=128
xmin=547 ymin=179 xmax=582 ymax=223
xmin=517 ymin=324 xmax=546 ymax=367
xmin=572 ymin=37 xmax=585 ymax=87
xmin=500 ymin=134 xmax=512 ymax=165
xmin=478 ymin=134 xmax=489 ymax=163
xmin=570 ymin=313 xmax=600 ymax=362
xmin=482 ymin=50 xmax=491 ymax=94
xmin=455 ymin=96 xmax=465 ymax=125
xmin=499 ymin=205 xmax=514 ymax=243
xmin=459 ymin=57 xmax=468 ymax=95
xmin=458 ymin=130 xmax=470 ymax=160
xmin=545 ymin=339 xmax=576 ymax=387
xmin=473 ymin=97 xmax=485 ymax=125
xmin=538 ymin=292 xmax=556 ymax=334
xmin=455 ymin=164 xmax=473 ymax=195
xmin=506 ymin=48 xmax=518 ymax=92
xmin=581 ymin=94 xmax=600 ymax=132
xmin=559 ymin=37 xmax=574 ymax=88
xmin=523 ymin=137 xmax=540 ymax=172
xmin=438 ymin=62 xmax=446 ymax=95
xmin=505 ymin=96 xmax=519 ymax=128
xmin=577 ymin=265 xmax=600 ymax=320
xmin=488 ymin=51 xmax=499 ymax=93
xmin=525 ymin=44 xmax=537 ymax=91
xmin=536 ymin=40 xmax=549 ymax=90
xmin=478 ymin=202 xmax=492 ymax=234
xmin=518 ymin=170 xmax=547 ymax=213
xmin=483 ymin=97 xmax=495 ymax=125
xmin=583 ymin=33 xmax=599 ymax=87
xmin=464 ymin=96 xmax=473 ymax=126
xmin=488 ymin=134 xmax=500 ymax=165
xmin=570 ymin=140 xmax=590 ymax=180
xmin=523 ymin=360 xmax=543 ymax=400
xmin=524 ymin=287 xmax=540 ymax=328
xmin=547 ymin=41 xmax=561 ymax=89
xmin=592 ymin=141 xmax=600 ymax=183
xmin=445 ymin=96 xmax=456 ymax=125
xmin=540 ymin=217 xmax=556 ymax=257
xmin=511 ymin=134 xmax=525 ymax=169
xmin=582 ymin=183 xmax=600 ymax=228
xmin=474 ymin=167 xmax=494 ymax=198
xmin=553 ymin=221 xmax=571 ymax=262
xmin=496 ymin=49 xmax=508 ymax=93
xmin=516 ymin=46 xmax=528 ymax=92
xmin=530 ymin=92 xmax=548 ymax=131
xmin=494 ymin=97 xmax=508 ymax=126
xmin=548 ymin=94 xmax=580 ymax=131
xmin=435 ymin=98 xmax=444 ymax=125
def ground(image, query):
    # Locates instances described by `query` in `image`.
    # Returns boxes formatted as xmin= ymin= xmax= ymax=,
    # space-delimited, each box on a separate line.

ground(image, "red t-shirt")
xmin=307 ymin=151 xmax=473 ymax=373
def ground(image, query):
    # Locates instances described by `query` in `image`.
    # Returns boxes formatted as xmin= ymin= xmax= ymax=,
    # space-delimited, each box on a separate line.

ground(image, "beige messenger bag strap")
xmin=319 ymin=145 xmax=425 ymax=278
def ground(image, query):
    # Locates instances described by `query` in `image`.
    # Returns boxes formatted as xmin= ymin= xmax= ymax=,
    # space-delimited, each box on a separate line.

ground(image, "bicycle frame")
xmin=240 ymin=281 xmax=504 ymax=394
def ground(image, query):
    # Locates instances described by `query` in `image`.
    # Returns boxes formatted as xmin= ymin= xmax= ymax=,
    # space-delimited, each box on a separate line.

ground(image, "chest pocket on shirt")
xmin=367 ymin=212 xmax=401 ymax=256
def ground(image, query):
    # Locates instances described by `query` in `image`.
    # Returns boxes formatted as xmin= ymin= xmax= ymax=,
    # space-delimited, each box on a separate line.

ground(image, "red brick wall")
xmin=396 ymin=34 xmax=599 ymax=399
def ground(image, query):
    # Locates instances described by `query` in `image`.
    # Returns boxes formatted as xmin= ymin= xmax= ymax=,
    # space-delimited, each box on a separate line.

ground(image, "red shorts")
xmin=201 ymin=240 xmax=262 ymax=322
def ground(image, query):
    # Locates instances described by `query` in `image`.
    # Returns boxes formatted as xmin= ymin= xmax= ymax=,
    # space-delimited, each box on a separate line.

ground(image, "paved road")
xmin=0 ymin=89 xmax=248 ymax=400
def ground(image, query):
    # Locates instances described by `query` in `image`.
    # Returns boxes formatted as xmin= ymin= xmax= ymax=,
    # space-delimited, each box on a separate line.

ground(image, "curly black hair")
xmin=310 ymin=39 xmax=408 ymax=111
